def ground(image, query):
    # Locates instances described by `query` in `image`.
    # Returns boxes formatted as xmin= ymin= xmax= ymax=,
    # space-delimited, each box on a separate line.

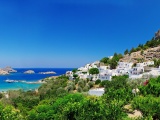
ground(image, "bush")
xmin=66 ymin=85 xmax=74 ymax=92
xmin=139 ymin=77 xmax=160 ymax=97
xmin=56 ymin=87 xmax=67 ymax=96
xmin=0 ymin=93 xmax=3 ymax=99
xmin=75 ymin=78 xmax=79 ymax=84
xmin=100 ymin=80 xmax=108 ymax=87
xmin=77 ymin=87 xmax=83 ymax=93
xmin=88 ymin=82 xmax=94 ymax=88
xmin=83 ymin=85 xmax=89 ymax=92
xmin=78 ymin=80 xmax=85 ymax=88
xmin=132 ymin=95 xmax=160 ymax=119
xmin=67 ymin=82 xmax=76 ymax=90
xmin=95 ymin=79 xmax=101 ymax=85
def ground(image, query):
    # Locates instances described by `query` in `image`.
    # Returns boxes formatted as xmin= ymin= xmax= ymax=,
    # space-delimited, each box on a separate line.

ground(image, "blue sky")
xmin=0 ymin=0 xmax=160 ymax=68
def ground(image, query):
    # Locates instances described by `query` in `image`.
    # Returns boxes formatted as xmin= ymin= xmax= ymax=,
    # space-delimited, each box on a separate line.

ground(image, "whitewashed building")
xmin=89 ymin=88 xmax=105 ymax=96
xmin=66 ymin=60 xmax=156 ymax=81
xmin=130 ymin=67 xmax=144 ymax=75
xmin=149 ymin=66 xmax=160 ymax=76
xmin=117 ymin=62 xmax=133 ymax=69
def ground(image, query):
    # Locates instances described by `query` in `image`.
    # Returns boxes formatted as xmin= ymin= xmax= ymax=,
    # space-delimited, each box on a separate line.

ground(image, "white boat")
xmin=5 ymin=79 xmax=18 ymax=83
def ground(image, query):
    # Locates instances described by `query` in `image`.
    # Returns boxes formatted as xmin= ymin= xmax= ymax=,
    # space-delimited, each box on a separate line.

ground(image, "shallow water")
xmin=0 ymin=68 xmax=73 ymax=91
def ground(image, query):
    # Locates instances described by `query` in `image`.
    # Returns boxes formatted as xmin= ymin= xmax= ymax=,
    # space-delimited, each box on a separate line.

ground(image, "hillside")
xmin=121 ymin=45 xmax=160 ymax=63
xmin=121 ymin=30 xmax=160 ymax=63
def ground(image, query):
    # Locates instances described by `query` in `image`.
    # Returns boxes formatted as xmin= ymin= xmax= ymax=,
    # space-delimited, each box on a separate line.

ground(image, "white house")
xmin=89 ymin=88 xmax=105 ymax=96
xmin=144 ymin=61 xmax=154 ymax=66
xmin=136 ymin=63 xmax=144 ymax=67
xmin=136 ymin=61 xmax=154 ymax=67
xmin=130 ymin=67 xmax=144 ymax=75
xmin=79 ymin=73 xmax=91 ymax=80
xmin=129 ymin=74 xmax=143 ymax=79
xmin=149 ymin=66 xmax=160 ymax=76
xmin=66 ymin=60 xmax=156 ymax=81
xmin=117 ymin=62 xmax=133 ymax=69
xmin=66 ymin=71 xmax=73 ymax=76
xmin=99 ymin=66 xmax=110 ymax=71
xmin=98 ymin=74 xmax=112 ymax=81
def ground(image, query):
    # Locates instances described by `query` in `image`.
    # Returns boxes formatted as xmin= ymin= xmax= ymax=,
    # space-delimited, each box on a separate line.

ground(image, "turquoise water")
xmin=0 ymin=68 xmax=73 ymax=92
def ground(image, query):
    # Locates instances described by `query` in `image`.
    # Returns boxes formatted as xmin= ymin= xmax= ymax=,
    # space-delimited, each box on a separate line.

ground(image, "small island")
xmin=0 ymin=67 xmax=17 ymax=75
xmin=39 ymin=71 xmax=56 ymax=74
xmin=0 ymin=69 xmax=9 ymax=75
xmin=24 ymin=70 xmax=35 ymax=74
xmin=2 ymin=66 xmax=17 ymax=73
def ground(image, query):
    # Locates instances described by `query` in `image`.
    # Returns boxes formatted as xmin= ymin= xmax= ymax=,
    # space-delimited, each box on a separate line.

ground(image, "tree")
xmin=135 ymin=47 xmax=141 ymax=51
xmin=73 ymin=74 xmax=78 ymax=79
xmin=89 ymin=68 xmax=99 ymax=75
xmin=138 ymin=44 xmax=143 ymax=48
xmin=100 ymin=57 xmax=109 ymax=64
xmin=72 ymin=69 xmax=77 ymax=73
xmin=130 ymin=47 xmax=136 ymax=53
xmin=142 ymin=45 xmax=149 ymax=50
xmin=114 ymin=52 xmax=118 ymax=56
xmin=88 ymin=81 xmax=94 ymax=88
xmin=110 ymin=59 xmax=118 ymax=69
xmin=124 ymin=49 xmax=129 ymax=55
xmin=95 ymin=79 xmax=101 ymax=85
xmin=78 ymin=80 xmax=85 ymax=88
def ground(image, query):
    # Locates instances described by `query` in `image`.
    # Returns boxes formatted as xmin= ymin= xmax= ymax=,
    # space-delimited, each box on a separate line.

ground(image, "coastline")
xmin=0 ymin=80 xmax=44 ymax=92
xmin=0 ymin=76 xmax=60 ymax=92
xmin=0 ymin=68 xmax=72 ymax=92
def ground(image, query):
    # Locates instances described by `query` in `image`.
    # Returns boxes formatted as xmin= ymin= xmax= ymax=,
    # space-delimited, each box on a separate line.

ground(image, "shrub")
xmin=132 ymin=95 xmax=160 ymax=119
xmin=78 ymin=80 xmax=85 ymax=88
xmin=88 ymin=81 xmax=94 ymax=88
xmin=77 ymin=87 xmax=83 ymax=93
xmin=95 ymin=79 xmax=101 ymax=85
xmin=66 ymin=85 xmax=73 ymax=92
xmin=100 ymin=80 xmax=108 ymax=87
xmin=0 ymin=93 xmax=3 ymax=99
xmin=83 ymin=85 xmax=89 ymax=92
xmin=56 ymin=87 xmax=66 ymax=96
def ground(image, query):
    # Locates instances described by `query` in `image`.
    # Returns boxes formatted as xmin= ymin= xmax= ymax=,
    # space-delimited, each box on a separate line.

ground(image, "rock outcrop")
xmin=2 ymin=66 xmax=17 ymax=73
xmin=24 ymin=70 xmax=35 ymax=74
xmin=0 ymin=66 xmax=17 ymax=75
xmin=155 ymin=30 xmax=160 ymax=40
xmin=0 ymin=69 xmax=9 ymax=75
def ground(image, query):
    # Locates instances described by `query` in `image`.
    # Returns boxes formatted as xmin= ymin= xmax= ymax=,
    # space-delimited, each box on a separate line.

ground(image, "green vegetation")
xmin=126 ymin=38 xmax=160 ymax=54
xmin=89 ymin=68 xmax=99 ymax=75
xmin=73 ymin=74 xmax=78 ymax=79
xmin=124 ymin=49 xmax=129 ymax=55
xmin=153 ymin=58 xmax=160 ymax=68
xmin=0 ymin=75 xmax=160 ymax=119
xmin=100 ymin=57 xmax=109 ymax=64
xmin=100 ymin=53 xmax=123 ymax=69
xmin=95 ymin=79 xmax=101 ymax=85
xmin=72 ymin=69 xmax=78 ymax=73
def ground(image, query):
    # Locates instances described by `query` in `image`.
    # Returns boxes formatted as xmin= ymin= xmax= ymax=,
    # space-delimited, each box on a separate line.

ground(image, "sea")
xmin=0 ymin=68 xmax=73 ymax=92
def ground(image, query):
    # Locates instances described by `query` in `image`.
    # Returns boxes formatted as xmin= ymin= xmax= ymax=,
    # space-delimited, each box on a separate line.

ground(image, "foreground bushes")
xmin=28 ymin=93 xmax=126 ymax=120
xmin=2 ymin=75 xmax=160 ymax=119
xmin=132 ymin=95 xmax=160 ymax=119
